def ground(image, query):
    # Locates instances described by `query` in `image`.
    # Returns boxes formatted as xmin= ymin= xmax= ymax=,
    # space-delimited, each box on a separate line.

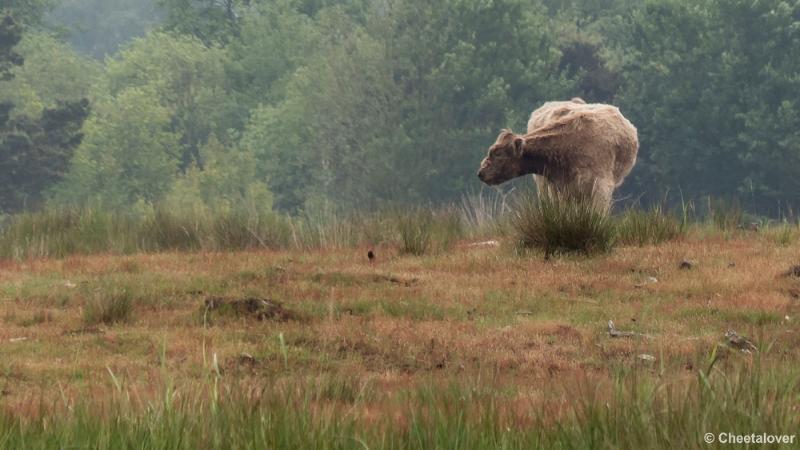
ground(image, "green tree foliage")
xmin=0 ymin=15 xmax=24 ymax=80
xmin=165 ymin=135 xmax=273 ymax=215
xmin=613 ymin=0 xmax=800 ymax=211
xmin=0 ymin=99 xmax=89 ymax=211
xmin=103 ymin=31 xmax=235 ymax=169
xmin=239 ymin=96 xmax=312 ymax=214
xmin=4 ymin=0 xmax=800 ymax=216
xmin=0 ymin=31 xmax=100 ymax=117
xmin=0 ymin=13 xmax=90 ymax=212
xmin=156 ymin=0 xmax=255 ymax=46
xmin=53 ymin=88 xmax=179 ymax=209
xmin=48 ymin=0 xmax=162 ymax=58
xmin=1 ymin=0 xmax=56 ymax=27
xmin=376 ymin=0 xmax=572 ymax=203
xmin=156 ymin=0 xmax=368 ymax=48
xmin=52 ymin=31 xmax=255 ymax=209
xmin=227 ymin=0 xmax=317 ymax=107
xmin=558 ymin=39 xmax=619 ymax=103
xmin=243 ymin=0 xmax=573 ymax=212
xmin=291 ymin=0 xmax=370 ymax=18
xmin=242 ymin=8 xmax=406 ymax=212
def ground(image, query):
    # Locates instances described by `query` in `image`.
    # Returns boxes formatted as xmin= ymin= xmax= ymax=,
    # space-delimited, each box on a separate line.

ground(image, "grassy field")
xmin=0 ymin=206 xmax=799 ymax=448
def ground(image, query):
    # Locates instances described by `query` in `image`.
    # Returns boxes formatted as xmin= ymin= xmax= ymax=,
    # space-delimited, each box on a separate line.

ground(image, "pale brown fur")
xmin=477 ymin=98 xmax=638 ymax=211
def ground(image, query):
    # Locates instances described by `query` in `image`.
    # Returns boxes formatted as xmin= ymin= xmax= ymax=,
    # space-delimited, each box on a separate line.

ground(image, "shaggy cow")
xmin=477 ymin=98 xmax=638 ymax=211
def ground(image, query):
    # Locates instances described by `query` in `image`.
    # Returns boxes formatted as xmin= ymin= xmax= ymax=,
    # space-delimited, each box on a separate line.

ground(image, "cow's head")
xmin=477 ymin=129 xmax=525 ymax=185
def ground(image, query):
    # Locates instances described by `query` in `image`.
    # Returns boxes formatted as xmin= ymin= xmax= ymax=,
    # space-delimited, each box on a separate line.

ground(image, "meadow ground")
xmin=0 ymin=225 xmax=799 ymax=448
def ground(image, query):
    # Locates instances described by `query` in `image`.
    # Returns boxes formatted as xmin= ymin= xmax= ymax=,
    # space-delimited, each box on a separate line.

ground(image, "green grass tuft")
xmin=617 ymin=206 xmax=685 ymax=246
xmin=0 ymin=362 xmax=797 ymax=449
xmin=0 ymin=199 xmax=795 ymax=261
xmin=396 ymin=207 xmax=463 ymax=255
xmin=140 ymin=208 xmax=202 ymax=252
xmin=512 ymin=188 xmax=616 ymax=258
xmin=708 ymin=197 xmax=744 ymax=231
xmin=83 ymin=288 xmax=134 ymax=326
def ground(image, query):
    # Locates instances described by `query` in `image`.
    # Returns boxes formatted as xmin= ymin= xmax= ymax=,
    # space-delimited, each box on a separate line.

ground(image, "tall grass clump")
xmin=288 ymin=206 xmax=395 ymax=250
xmin=616 ymin=206 xmax=685 ymax=246
xmin=396 ymin=207 xmax=463 ymax=255
xmin=0 ymin=208 xmax=139 ymax=259
xmin=460 ymin=188 xmax=513 ymax=237
xmin=207 ymin=209 xmax=292 ymax=250
xmin=0 ymin=206 xmax=297 ymax=258
xmin=290 ymin=205 xmax=363 ymax=250
xmin=1 ymin=359 xmax=797 ymax=449
xmin=291 ymin=207 xmax=461 ymax=252
xmin=512 ymin=188 xmax=616 ymax=257
xmin=83 ymin=287 xmax=134 ymax=326
xmin=139 ymin=207 xmax=202 ymax=252
xmin=708 ymin=197 xmax=744 ymax=231
xmin=765 ymin=220 xmax=800 ymax=246
xmin=208 ymin=209 xmax=260 ymax=250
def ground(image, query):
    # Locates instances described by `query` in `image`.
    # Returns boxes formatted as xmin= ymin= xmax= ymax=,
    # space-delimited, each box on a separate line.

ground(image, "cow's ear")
xmin=514 ymin=137 xmax=524 ymax=157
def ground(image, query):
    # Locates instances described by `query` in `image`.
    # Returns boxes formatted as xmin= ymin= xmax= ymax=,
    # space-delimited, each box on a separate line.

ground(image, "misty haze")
xmin=1 ymin=1 xmax=799 ymax=448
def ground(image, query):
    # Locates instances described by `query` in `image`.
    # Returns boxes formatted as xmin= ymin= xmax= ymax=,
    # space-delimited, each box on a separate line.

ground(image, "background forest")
xmin=1 ymin=0 xmax=799 ymax=217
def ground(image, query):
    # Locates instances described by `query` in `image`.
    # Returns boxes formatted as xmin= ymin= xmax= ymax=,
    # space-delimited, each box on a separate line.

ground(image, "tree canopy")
xmin=0 ymin=13 xmax=89 ymax=211
xmin=0 ymin=0 xmax=798 ymax=215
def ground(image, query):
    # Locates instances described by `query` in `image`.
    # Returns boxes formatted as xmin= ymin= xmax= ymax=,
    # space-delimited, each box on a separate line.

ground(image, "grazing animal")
xmin=367 ymin=249 xmax=375 ymax=263
xmin=477 ymin=98 xmax=638 ymax=211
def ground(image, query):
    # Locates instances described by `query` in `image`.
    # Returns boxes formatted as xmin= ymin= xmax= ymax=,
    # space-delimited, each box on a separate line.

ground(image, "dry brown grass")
xmin=0 ymin=233 xmax=798 ymax=421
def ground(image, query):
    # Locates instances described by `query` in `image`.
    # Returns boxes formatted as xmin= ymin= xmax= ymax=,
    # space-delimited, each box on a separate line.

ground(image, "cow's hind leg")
xmin=592 ymin=178 xmax=615 ymax=213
